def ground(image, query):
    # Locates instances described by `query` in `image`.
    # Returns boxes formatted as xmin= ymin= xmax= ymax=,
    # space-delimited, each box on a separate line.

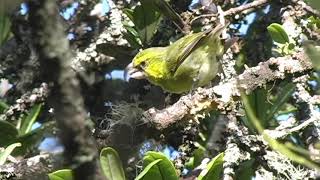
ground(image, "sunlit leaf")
xmin=308 ymin=16 xmax=320 ymax=29
xmin=123 ymin=8 xmax=134 ymax=22
xmin=141 ymin=151 xmax=178 ymax=180
xmin=193 ymin=143 xmax=206 ymax=169
xmin=19 ymin=104 xmax=42 ymax=136
xmin=135 ymin=159 xmax=162 ymax=180
xmin=123 ymin=24 xmax=143 ymax=48
xmin=198 ymin=153 xmax=224 ymax=180
xmin=100 ymin=147 xmax=126 ymax=180
xmin=48 ymin=169 xmax=73 ymax=180
xmin=0 ymin=142 xmax=21 ymax=165
xmin=267 ymin=23 xmax=290 ymax=44
xmin=185 ymin=143 xmax=206 ymax=170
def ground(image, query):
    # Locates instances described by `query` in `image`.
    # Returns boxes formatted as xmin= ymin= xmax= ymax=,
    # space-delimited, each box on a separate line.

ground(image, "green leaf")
xmin=185 ymin=157 xmax=194 ymax=170
xmin=236 ymin=159 xmax=255 ymax=180
xmin=123 ymin=8 xmax=134 ymax=22
xmin=123 ymin=24 xmax=143 ymax=48
xmin=0 ymin=100 xmax=9 ymax=113
xmin=141 ymin=151 xmax=178 ymax=180
xmin=19 ymin=104 xmax=42 ymax=135
xmin=100 ymin=147 xmax=126 ymax=180
xmin=142 ymin=0 xmax=185 ymax=31
xmin=267 ymin=23 xmax=290 ymax=44
xmin=135 ymin=159 xmax=162 ymax=180
xmin=0 ymin=14 xmax=11 ymax=46
xmin=0 ymin=142 xmax=21 ymax=165
xmin=245 ymin=87 xmax=270 ymax=131
xmin=0 ymin=120 xmax=18 ymax=146
xmin=308 ymin=16 xmax=320 ymax=28
xmin=122 ymin=10 xmax=143 ymax=48
xmin=48 ymin=169 xmax=73 ymax=180
xmin=304 ymin=43 xmax=320 ymax=70
xmin=185 ymin=143 xmax=206 ymax=170
xmin=281 ymin=42 xmax=295 ymax=55
xmin=250 ymin=88 xmax=269 ymax=127
xmin=198 ymin=153 xmax=224 ymax=180
xmin=266 ymin=83 xmax=295 ymax=121
xmin=241 ymin=90 xmax=320 ymax=169
xmin=131 ymin=2 xmax=162 ymax=46
xmin=193 ymin=143 xmax=206 ymax=168
xmin=15 ymin=121 xmax=55 ymax=156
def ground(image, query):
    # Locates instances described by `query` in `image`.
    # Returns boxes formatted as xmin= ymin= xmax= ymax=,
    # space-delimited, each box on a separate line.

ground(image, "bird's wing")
xmin=167 ymin=23 xmax=226 ymax=74
xmin=166 ymin=30 xmax=209 ymax=74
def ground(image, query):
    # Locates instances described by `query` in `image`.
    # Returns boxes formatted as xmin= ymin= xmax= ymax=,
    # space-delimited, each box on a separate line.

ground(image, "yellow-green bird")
xmin=125 ymin=23 xmax=228 ymax=94
xmin=0 ymin=0 xmax=23 ymax=15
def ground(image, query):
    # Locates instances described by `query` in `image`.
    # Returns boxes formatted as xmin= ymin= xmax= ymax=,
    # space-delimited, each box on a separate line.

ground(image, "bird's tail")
xmin=211 ymin=22 xmax=238 ymax=54
xmin=205 ymin=22 xmax=230 ymax=56
xmin=208 ymin=21 xmax=230 ymax=39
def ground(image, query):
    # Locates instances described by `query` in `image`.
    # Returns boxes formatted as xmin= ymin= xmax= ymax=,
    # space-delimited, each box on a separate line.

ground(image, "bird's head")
xmin=124 ymin=47 xmax=167 ymax=81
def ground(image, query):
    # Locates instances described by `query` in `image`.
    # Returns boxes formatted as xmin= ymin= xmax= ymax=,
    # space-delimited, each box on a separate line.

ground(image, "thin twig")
xmin=190 ymin=0 xmax=269 ymax=25
xmin=265 ymin=115 xmax=319 ymax=139
xmin=224 ymin=0 xmax=269 ymax=16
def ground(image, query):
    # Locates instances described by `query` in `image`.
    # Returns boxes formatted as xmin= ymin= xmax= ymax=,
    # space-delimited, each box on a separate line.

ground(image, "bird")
xmin=0 ymin=0 xmax=23 ymax=15
xmin=125 ymin=23 xmax=228 ymax=94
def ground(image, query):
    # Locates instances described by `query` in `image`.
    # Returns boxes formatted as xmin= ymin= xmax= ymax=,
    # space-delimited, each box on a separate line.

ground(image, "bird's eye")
xmin=140 ymin=61 xmax=146 ymax=69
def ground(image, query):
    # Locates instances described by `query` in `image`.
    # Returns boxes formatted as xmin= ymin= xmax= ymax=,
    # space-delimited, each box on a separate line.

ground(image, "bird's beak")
xmin=124 ymin=62 xmax=146 ymax=80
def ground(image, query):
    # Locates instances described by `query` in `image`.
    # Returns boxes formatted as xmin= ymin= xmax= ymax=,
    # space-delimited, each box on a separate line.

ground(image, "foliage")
xmin=49 ymin=147 xmax=225 ymax=180
xmin=0 ymin=142 xmax=21 ymax=165
xmin=139 ymin=151 xmax=178 ymax=180
xmin=48 ymin=169 xmax=73 ymax=180
xmin=242 ymin=91 xmax=320 ymax=169
xmin=267 ymin=23 xmax=295 ymax=55
xmin=0 ymin=103 xmax=54 ymax=156
xmin=123 ymin=1 xmax=162 ymax=48
xmin=267 ymin=23 xmax=290 ymax=44
xmin=100 ymin=147 xmax=126 ymax=180
xmin=0 ymin=14 xmax=11 ymax=46
xmin=197 ymin=153 xmax=224 ymax=180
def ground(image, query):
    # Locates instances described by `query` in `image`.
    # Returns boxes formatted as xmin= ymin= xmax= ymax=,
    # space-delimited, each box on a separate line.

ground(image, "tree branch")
xmin=144 ymin=51 xmax=312 ymax=130
xmin=0 ymin=154 xmax=59 ymax=180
